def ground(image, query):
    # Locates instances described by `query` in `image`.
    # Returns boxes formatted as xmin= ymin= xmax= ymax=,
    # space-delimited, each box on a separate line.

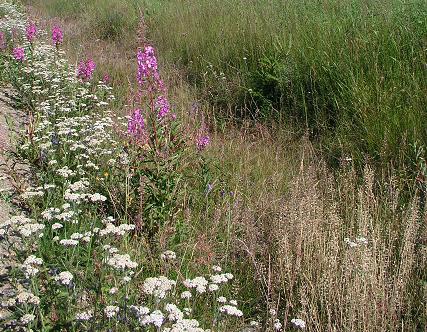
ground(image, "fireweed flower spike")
xmin=137 ymin=45 xmax=164 ymax=92
xmin=26 ymin=22 xmax=37 ymax=43
xmin=128 ymin=108 xmax=146 ymax=139
xmin=103 ymin=74 xmax=110 ymax=84
xmin=52 ymin=25 xmax=63 ymax=46
xmin=77 ymin=59 xmax=96 ymax=81
xmin=155 ymin=95 xmax=170 ymax=119
xmin=196 ymin=135 xmax=210 ymax=151
xmin=13 ymin=47 xmax=25 ymax=62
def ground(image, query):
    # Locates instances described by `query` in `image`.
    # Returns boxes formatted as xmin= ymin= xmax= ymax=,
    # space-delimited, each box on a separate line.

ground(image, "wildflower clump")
xmin=77 ymin=58 xmax=96 ymax=81
xmin=25 ymin=21 xmax=37 ymax=42
xmin=0 ymin=2 xmax=241 ymax=331
xmin=12 ymin=46 xmax=24 ymax=61
xmin=51 ymin=24 xmax=63 ymax=46
xmin=122 ymin=41 xmax=211 ymax=236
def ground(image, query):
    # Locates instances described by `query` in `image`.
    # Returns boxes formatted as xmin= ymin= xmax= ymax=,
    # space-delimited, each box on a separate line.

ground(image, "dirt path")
xmin=0 ymin=89 xmax=15 ymax=322
xmin=0 ymin=89 xmax=28 ymax=322
xmin=0 ymin=90 xmax=14 ymax=223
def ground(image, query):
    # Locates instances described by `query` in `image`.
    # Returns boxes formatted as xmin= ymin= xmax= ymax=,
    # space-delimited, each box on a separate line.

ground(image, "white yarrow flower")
xmin=291 ymin=318 xmax=306 ymax=329
xmin=55 ymin=271 xmax=74 ymax=285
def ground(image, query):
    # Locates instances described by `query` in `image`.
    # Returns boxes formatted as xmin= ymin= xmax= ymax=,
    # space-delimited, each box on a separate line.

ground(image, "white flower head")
xmin=274 ymin=319 xmax=282 ymax=331
xmin=143 ymin=276 xmax=176 ymax=299
xmin=16 ymin=291 xmax=40 ymax=305
xmin=109 ymin=287 xmax=119 ymax=294
xmin=180 ymin=291 xmax=192 ymax=299
xmin=20 ymin=313 xmax=35 ymax=325
xmin=217 ymin=296 xmax=227 ymax=303
xmin=107 ymin=253 xmax=138 ymax=271
xmin=212 ymin=265 xmax=222 ymax=272
xmin=208 ymin=283 xmax=219 ymax=292
xmin=161 ymin=250 xmax=177 ymax=261
xmin=104 ymin=305 xmax=119 ymax=318
xmin=291 ymin=318 xmax=306 ymax=330
xmin=76 ymin=310 xmax=93 ymax=321
xmin=219 ymin=305 xmax=243 ymax=317
xmin=55 ymin=271 xmax=74 ymax=286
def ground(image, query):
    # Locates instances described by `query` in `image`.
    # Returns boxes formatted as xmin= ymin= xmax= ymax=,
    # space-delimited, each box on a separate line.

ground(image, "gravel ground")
xmin=0 ymin=89 xmax=29 ymax=323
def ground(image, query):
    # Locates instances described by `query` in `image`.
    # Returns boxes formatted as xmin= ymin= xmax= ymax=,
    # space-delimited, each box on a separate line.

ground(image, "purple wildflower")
xmin=103 ymin=74 xmax=110 ymax=84
xmin=25 ymin=22 xmax=37 ymax=42
xmin=155 ymin=95 xmax=170 ymax=119
xmin=12 ymin=47 xmax=25 ymax=62
xmin=52 ymin=25 xmax=63 ymax=46
xmin=137 ymin=45 xmax=164 ymax=92
xmin=196 ymin=135 xmax=210 ymax=151
xmin=77 ymin=58 xmax=96 ymax=81
xmin=0 ymin=32 xmax=6 ymax=50
xmin=128 ymin=108 xmax=146 ymax=139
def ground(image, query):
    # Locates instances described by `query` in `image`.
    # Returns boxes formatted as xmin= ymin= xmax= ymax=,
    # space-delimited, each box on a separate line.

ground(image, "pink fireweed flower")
xmin=25 ymin=22 xmax=37 ymax=42
xmin=0 ymin=32 xmax=6 ymax=50
xmin=77 ymin=59 xmax=96 ymax=81
xmin=13 ymin=47 xmax=25 ymax=62
xmin=128 ymin=108 xmax=146 ymax=139
xmin=52 ymin=25 xmax=63 ymax=46
xmin=137 ymin=45 xmax=164 ymax=92
xmin=196 ymin=135 xmax=210 ymax=151
xmin=103 ymin=74 xmax=110 ymax=84
xmin=155 ymin=95 xmax=170 ymax=119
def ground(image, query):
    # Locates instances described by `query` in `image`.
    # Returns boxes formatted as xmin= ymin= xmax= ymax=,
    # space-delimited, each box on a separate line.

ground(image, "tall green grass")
xmin=143 ymin=0 xmax=427 ymax=170
xmin=26 ymin=0 xmax=143 ymax=41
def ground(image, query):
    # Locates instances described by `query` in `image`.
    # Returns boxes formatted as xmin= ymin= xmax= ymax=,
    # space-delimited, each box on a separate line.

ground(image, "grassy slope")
xmin=144 ymin=0 xmax=427 ymax=171
xmin=22 ymin=0 xmax=427 ymax=330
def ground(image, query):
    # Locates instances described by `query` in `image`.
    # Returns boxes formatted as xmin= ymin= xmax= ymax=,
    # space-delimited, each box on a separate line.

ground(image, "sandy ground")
xmin=0 ymin=89 xmax=28 ymax=322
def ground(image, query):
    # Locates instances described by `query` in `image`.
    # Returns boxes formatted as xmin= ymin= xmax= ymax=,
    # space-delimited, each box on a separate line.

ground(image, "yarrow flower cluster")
xmin=99 ymin=223 xmax=135 ymax=237
xmin=22 ymin=255 xmax=43 ymax=278
xmin=291 ymin=318 xmax=306 ymax=330
xmin=183 ymin=276 xmax=209 ymax=294
xmin=77 ymin=58 xmax=96 ymax=81
xmin=104 ymin=305 xmax=119 ymax=318
xmin=160 ymin=250 xmax=177 ymax=261
xmin=219 ymin=304 xmax=243 ymax=317
xmin=16 ymin=291 xmax=40 ymax=305
xmin=107 ymin=253 xmax=138 ymax=271
xmin=143 ymin=276 xmax=176 ymax=299
xmin=54 ymin=271 xmax=74 ymax=286
xmin=75 ymin=310 xmax=93 ymax=321
xmin=20 ymin=314 xmax=35 ymax=325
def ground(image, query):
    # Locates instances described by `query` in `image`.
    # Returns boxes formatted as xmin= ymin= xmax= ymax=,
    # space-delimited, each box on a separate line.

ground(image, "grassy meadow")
xmin=0 ymin=0 xmax=426 ymax=330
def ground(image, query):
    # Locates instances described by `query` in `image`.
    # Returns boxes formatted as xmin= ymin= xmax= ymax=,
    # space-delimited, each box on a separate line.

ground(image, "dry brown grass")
xmin=222 ymin=140 xmax=426 ymax=331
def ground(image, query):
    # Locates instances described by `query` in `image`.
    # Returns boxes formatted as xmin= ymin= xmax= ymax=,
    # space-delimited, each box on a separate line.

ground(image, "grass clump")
xmin=85 ymin=0 xmax=142 ymax=41
xmin=143 ymin=0 xmax=427 ymax=170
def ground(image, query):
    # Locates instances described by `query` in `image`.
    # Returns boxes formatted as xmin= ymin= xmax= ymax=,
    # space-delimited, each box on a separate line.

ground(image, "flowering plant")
xmin=123 ymin=44 xmax=209 ymax=236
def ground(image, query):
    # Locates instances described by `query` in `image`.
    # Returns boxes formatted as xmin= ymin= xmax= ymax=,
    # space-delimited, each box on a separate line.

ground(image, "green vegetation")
xmin=27 ymin=0 xmax=427 ymax=172
xmin=143 ymin=0 xmax=427 ymax=169
xmin=1 ymin=0 xmax=426 ymax=330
